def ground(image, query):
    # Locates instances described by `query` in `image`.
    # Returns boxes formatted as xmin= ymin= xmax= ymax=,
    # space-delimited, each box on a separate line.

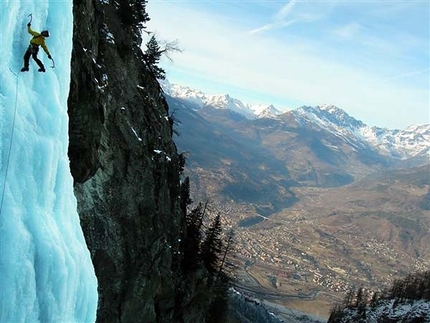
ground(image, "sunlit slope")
xmin=0 ymin=2 xmax=98 ymax=322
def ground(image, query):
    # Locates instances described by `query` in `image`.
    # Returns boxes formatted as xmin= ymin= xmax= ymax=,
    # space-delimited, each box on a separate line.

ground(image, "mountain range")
xmin=162 ymin=80 xmax=430 ymax=319
xmin=162 ymin=79 xmax=429 ymax=162
xmin=162 ymin=80 xmax=429 ymax=197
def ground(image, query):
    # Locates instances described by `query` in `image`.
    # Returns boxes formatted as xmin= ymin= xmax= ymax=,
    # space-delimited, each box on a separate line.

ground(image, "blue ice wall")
xmin=0 ymin=1 xmax=98 ymax=322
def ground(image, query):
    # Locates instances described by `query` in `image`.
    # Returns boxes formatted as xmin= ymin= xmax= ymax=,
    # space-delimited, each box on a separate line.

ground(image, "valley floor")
xmin=222 ymin=181 xmax=430 ymax=321
xmin=232 ymin=257 xmax=331 ymax=321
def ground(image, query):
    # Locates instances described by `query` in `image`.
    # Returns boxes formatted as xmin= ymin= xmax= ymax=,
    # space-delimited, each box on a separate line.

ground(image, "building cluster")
xmin=219 ymin=206 xmax=429 ymax=300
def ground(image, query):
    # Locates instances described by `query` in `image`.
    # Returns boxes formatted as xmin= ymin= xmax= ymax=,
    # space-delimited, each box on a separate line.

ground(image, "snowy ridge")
xmin=205 ymin=93 xmax=256 ymax=119
xmin=337 ymin=299 xmax=430 ymax=323
xmin=292 ymin=105 xmax=365 ymax=132
xmin=162 ymin=81 xmax=430 ymax=160
xmin=257 ymin=104 xmax=282 ymax=119
xmin=162 ymin=79 xmax=281 ymax=119
xmin=360 ymin=124 xmax=430 ymax=159
xmin=161 ymin=79 xmax=257 ymax=119
xmin=162 ymin=80 xmax=208 ymax=109
xmin=292 ymin=105 xmax=430 ymax=159
xmin=0 ymin=2 xmax=98 ymax=322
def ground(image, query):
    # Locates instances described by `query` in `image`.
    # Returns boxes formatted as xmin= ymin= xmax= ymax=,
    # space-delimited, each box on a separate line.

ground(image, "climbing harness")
xmin=0 ymin=70 xmax=20 ymax=216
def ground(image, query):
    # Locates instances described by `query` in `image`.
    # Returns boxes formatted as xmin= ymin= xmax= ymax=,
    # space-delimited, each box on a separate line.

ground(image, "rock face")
xmin=68 ymin=1 xmax=189 ymax=322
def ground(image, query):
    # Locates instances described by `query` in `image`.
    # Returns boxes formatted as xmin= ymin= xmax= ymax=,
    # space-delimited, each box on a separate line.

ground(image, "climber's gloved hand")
xmin=48 ymin=54 xmax=52 ymax=59
xmin=27 ymin=23 xmax=31 ymax=27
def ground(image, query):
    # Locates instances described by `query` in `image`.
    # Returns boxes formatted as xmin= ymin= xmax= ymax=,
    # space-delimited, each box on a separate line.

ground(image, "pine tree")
xmin=143 ymin=35 xmax=166 ymax=79
xmin=327 ymin=304 xmax=344 ymax=323
xmin=217 ymin=229 xmax=235 ymax=279
xmin=182 ymin=202 xmax=205 ymax=272
xmin=117 ymin=0 xmax=149 ymax=26
xmin=370 ymin=291 xmax=380 ymax=308
xmin=355 ymin=287 xmax=363 ymax=307
xmin=344 ymin=288 xmax=355 ymax=308
xmin=179 ymin=177 xmax=192 ymax=216
xmin=205 ymin=229 xmax=233 ymax=323
xmin=178 ymin=153 xmax=186 ymax=174
xmin=423 ymin=271 xmax=430 ymax=299
xmin=201 ymin=213 xmax=223 ymax=276
xmin=117 ymin=0 xmax=150 ymax=46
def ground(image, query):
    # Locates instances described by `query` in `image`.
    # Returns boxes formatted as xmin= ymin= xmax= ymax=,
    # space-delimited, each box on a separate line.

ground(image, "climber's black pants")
xmin=23 ymin=45 xmax=44 ymax=70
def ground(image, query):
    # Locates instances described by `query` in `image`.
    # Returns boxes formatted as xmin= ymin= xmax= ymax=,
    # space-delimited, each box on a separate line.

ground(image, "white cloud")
xmin=249 ymin=24 xmax=273 ymax=35
xmin=275 ymin=0 xmax=298 ymax=21
xmin=385 ymin=68 xmax=430 ymax=81
xmin=249 ymin=19 xmax=296 ymax=35
xmin=333 ymin=22 xmax=362 ymax=39
xmin=249 ymin=0 xmax=298 ymax=35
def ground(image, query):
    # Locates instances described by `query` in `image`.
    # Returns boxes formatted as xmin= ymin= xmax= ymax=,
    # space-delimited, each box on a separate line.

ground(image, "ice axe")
xmin=26 ymin=13 xmax=55 ymax=69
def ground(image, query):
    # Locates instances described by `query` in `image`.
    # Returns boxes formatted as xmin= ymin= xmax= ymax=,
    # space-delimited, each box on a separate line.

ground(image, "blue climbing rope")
xmin=0 ymin=70 xmax=20 ymax=216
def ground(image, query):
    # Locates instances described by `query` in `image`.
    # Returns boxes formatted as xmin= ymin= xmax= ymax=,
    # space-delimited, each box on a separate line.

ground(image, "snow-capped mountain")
xmin=162 ymin=80 xmax=208 ymax=109
xmin=291 ymin=105 xmax=430 ymax=159
xmin=162 ymin=80 xmax=283 ymax=120
xmin=161 ymin=79 xmax=257 ymax=119
xmin=255 ymin=104 xmax=282 ymax=119
xmin=163 ymin=80 xmax=430 ymax=161
xmin=204 ymin=93 xmax=257 ymax=119
xmin=292 ymin=105 xmax=365 ymax=131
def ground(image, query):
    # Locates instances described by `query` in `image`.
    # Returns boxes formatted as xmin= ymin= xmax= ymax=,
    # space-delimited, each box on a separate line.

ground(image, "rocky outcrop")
xmin=68 ymin=1 xmax=195 ymax=322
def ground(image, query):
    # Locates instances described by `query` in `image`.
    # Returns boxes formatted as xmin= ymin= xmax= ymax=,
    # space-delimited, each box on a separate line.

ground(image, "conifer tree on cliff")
xmin=117 ymin=0 xmax=150 ymax=48
xmin=182 ymin=202 xmax=205 ymax=272
xmin=201 ymin=213 xmax=223 ymax=277
xmin=143 ymin=35 xmax=166 ymax=79
xmin=179 ymin=177 xmax=192 ymax=216
xmin=118 ymin=0 xmax=149 ymax=28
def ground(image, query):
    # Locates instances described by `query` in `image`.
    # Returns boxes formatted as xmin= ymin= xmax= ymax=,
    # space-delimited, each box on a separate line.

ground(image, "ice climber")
xmin=21 ymin=22 xmax=52 ymax=72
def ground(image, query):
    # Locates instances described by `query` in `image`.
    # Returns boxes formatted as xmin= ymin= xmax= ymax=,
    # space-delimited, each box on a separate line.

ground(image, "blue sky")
xmin=146 ymin=0 xmax=429 ymax=129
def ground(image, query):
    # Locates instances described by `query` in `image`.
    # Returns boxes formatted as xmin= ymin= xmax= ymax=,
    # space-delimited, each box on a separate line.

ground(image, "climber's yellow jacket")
xmin=28 ymin=26 xmax=50 ymax=56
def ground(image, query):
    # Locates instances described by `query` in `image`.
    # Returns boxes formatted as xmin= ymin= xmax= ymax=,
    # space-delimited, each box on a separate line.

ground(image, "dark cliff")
xmin=67 ymin=1 xmax=200 ymax=322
